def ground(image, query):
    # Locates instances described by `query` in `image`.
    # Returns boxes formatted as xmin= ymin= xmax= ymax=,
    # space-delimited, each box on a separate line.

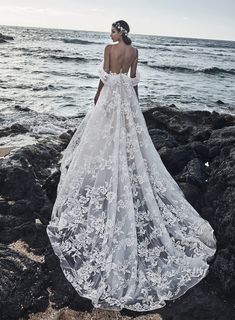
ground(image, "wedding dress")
xmin=46 ymin=59 xmax=217 ymax=312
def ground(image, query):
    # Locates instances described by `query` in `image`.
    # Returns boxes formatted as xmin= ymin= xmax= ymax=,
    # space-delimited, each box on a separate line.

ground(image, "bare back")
xmin=104 ymin=44 xmax=138 ymax=78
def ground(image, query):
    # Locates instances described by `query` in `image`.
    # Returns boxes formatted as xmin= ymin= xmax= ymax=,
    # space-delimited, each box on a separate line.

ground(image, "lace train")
xmin=46 ymin=59 xmax=217 ymax=312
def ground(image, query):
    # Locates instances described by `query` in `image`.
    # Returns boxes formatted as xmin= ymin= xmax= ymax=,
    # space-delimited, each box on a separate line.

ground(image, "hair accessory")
xmin=114 ymin=22 xmax=129 ymax=36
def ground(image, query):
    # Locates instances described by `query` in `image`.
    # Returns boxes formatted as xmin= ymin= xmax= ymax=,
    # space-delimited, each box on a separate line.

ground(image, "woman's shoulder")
xmin=104 ymin=44 xmax=113 ymax=51
xmin=129 ymin=45 xmax=138 ymax=56
xmin=129 ymin=46 xmax=138 ymax=59
xmin=130 ymin=44 xmax=137 ymax=49
xmin=103 ymin=44 xmax=138 ymax=60
xmin=105 ymin=43 xmax=137 ymax=50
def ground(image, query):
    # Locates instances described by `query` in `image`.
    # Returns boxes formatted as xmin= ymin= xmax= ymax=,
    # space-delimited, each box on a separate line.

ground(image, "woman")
xmin=47 ymin=20 xmax=217 ymax=312
xmin=94 ymin=20 xmax=139 ymax=105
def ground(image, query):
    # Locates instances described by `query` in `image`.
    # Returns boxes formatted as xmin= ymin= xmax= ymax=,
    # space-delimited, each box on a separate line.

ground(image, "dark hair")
xmin=112 ymin=20 xmax=132 ymax=45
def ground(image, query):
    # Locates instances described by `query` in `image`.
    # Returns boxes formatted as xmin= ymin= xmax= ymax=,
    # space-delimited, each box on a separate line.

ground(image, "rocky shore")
xmin=0 ymin=105 xmax=234 ymax=320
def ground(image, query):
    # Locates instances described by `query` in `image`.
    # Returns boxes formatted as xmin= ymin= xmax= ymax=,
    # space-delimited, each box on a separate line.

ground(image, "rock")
xmin=148 ymin=128 xmax=178 ymax=149
xmin=0 ymin=123 xmax=29 ymax=138
xmin=0 ymin=138 xmax=67 ymax=245
xmin=15 ymin=105 xmax=31 ymax=111
xmin=159 ymin=145 xmax=195 ymax=175
xmin=188 ymin=141 xmax=209 ymax=162
xmin=0 ymin=32 xmax=14 ymax=43
xmin=0 ymin=243 xmax=49 ymax=320
xmin=44 ymin=249 xmax=93 ymax=312
xmin=0 ymin=106 xmax=235 ymax=319
xmin=175 ymin=158 xmax=209 ymax=211
xmin=157 ymin=278 xmax=234 ymax=320
xmin=168 ymin=103 xmax=178 ymax=108
xmin=43 ymin=170 xmax=61 ymax=203
xmin=59 ymin=129 xmax=75 ymax=142
xmin=211 ymin=111 xmax=234 ymax=129
xmin=216 ymin=99 xmax=225 ymax=105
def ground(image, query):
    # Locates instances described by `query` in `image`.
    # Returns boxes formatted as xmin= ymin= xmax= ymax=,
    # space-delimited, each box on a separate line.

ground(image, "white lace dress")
xmin=46 ymin=59 xmax=217 ymax=312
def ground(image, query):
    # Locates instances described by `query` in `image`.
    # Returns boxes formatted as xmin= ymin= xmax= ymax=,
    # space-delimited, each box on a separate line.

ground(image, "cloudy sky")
xmin=0 ymin=0 xmax=234 ymax=41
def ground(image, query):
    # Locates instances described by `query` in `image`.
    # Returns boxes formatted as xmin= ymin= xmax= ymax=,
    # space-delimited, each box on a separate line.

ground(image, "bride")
xmin=46 ymin=20 xmax=217 ymax=312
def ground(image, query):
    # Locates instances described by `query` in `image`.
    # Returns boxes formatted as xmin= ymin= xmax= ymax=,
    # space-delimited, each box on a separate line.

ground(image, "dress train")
xmin=46 ymin=59 xmax=217 ymax=311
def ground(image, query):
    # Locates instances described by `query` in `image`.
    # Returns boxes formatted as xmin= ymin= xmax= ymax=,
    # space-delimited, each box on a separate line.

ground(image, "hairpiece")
xmin=114 ymin=22 xmax=129 ymax=36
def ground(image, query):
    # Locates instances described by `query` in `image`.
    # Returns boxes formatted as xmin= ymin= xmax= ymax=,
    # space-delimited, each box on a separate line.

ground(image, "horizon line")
xmin=1 ymin=23 xmax=235 ymax=42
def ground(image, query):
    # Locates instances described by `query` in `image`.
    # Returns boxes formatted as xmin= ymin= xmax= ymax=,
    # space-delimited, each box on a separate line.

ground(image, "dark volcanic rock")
xmin=15 ymin=105 xmax=31 ymax=111
xmin=0 ymin=135 xmax=71 ymax=246
xmin=0 ymin=107 xmax=235 ymax=319
xmin=44 ymin=248 xmax=93 ymax=312
xmin=216 ymin=99 xmax=225 ymax=105
xmin=0 ymin=243 xmax=49 ymax=320
xmin=0 ymin=32 xmax=14 ymax=43
xmin=0 ymin=123 xmax=29 ymax=138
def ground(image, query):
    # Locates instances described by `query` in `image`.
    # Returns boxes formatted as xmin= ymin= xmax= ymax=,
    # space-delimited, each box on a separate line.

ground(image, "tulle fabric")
xmin=46 ymin=59 xmax=217 ymax=312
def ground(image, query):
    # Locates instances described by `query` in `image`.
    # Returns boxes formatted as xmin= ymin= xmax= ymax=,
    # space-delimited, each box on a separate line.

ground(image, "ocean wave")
xmin=78 ymin=72 xmax=98 ymax=79
xmin=136 ymin=44 xmax=171 ymax=51
xmin=49 ymin=55 xmax=87 ymax=62
xmin=149 ymin=64 xmax=195 ymax=73
xmin=14 ymin=47 xmax=64 ymax=54
xmin=136 ymin=44 xmax=156 ymax=49
xmin=32 ymin=84 xmax=74 ymax=91
xmin=161 ymin=41 xmax=235 ymax=50
xmin=32 ymin=84 xmax=56 ymax=91
xmin=62 ymin=38 xmax=103 ymax=45
xmin=148 ymin=64 xmax=235 ymax=75
xmin=203 ymin=67 xmax=235 ymax=75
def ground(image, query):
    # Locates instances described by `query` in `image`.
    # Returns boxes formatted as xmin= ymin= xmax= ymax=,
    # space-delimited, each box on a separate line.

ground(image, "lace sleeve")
xmin=130 ymin=69 xmax=140 ymax=86
xmin=97 ymin=58 xmax=140 ymax=86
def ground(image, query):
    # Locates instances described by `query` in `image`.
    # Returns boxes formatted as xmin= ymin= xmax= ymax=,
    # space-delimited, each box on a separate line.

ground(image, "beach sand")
xmin=27 ymin=306 xmax=162 ymax=320
xmin=0 ymin=146 xmax=16 ymax=157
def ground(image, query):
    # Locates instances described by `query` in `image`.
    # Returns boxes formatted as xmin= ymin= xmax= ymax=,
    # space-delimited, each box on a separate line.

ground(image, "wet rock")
xmin=216 ymin=99 xmax=225 ymax=105
xmin=159 ymin=144 xmax=196 ymax=175
xmin=0 ymin=32 xmax=14 ymax=43
xmin=15 ymin=105 xmax=31 ymax=111
xmin=44 ymin=249 xmax=93 ymax=312
xmin=0 ymin=137 xmax=67 ymax=246
xmin=0 ymin=123 xmax=29 ymax=138
xmin=0 ymin=243 xmax=49 ymax=320
xmin=148 ymin=128 xmax=178 ymax=150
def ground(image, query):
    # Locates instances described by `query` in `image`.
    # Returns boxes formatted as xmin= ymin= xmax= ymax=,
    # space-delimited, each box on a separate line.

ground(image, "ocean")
xmin=0 ymin=25 xmax=235 ymax=147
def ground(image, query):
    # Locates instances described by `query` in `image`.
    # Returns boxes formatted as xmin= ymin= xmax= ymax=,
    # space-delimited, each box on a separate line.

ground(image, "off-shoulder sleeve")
xmin=98 ymin=59 xmax=109 ymax=84
xmin=130 ymin=69 xmax=140 ymax=86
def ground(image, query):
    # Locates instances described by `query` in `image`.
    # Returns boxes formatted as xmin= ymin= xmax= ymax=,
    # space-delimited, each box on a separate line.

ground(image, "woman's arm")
xmin=94 ymin=80 xmax=104 ymax=105
xmin=134 ymin=85 xmax=139 ymax=101
xmin=94 ymin=45 xmax=111 ymax=105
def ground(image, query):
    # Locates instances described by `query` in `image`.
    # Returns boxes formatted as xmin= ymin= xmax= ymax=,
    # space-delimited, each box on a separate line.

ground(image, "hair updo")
xmin=112 ymin=20 xmax=132 ymax=45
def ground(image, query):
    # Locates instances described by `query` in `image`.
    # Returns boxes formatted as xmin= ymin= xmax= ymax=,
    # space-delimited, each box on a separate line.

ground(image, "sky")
xmin=0 ymin=0 xmax=234 ymax=41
